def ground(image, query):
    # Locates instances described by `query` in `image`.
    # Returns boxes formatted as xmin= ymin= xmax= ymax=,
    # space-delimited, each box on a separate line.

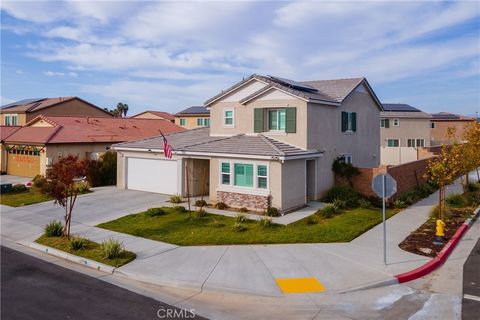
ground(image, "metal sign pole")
xmin=383 ymin=175 xmax=386 ymax=265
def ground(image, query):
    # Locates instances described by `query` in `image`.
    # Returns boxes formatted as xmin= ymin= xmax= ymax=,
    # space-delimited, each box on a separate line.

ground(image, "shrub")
xmin=32 ymin=175 xmax=47 ymax=189
xmin=169 ymin=194 xmax=183 ymax=203
xmin=194 ymin=209 xmax=207 ymax=218
xmin=317 ymin=204 xmax=337 ymax=219
xmin=215 ymin=202 xmax=229 ymax=210
xmin=265 ymin=207 xmax=280 ymax=217
xmin=394 ymin=199 xmax=408 ymax=209
xmin=235 ymin=212 xmax=248 ymax=223
xmin=358 ymin=198 xmax=372 ymax=209
xmin=467 ymin=183 xmax=480 ymax=192
xmin=173 ymin=205 xmax=186 ymax=213
xmin=305 ymin=215 xmax=318 ymax=225
xmin=12 ymin=184 xmax=27 ymax=193
xmin=195 ymin=199 xmax=207 ymax=207
xmin=145 ymin=207 xmax=165 ymax=217
xmin=45 ymin=220 xmax=63 ymax=237
xmin=232 ymin=222 xmax=247 ymax=232
xmin=446 ymin=193 xmax=465 ymax=208
xmin=211 ymin=219 xmax=226 ymax=228
xmin=258 ymin=216 xmax=273 ymax=229
xmin=69 ymin=236 xmax=87 ymax=250
xmin=73 ymin=181 xmax=90 ymax=193
xmin=239 ymin=207 xmax=249 ymax=213
xmin=84 ymin=151 xmax=117 ymax=187
xmin=332 ymin=198 xmax=347 ymax=210
xmin=365 ymin=196 xmax=383 ymax=208
xmin=325 ymin=186 xmax=360 ymax=207
xmin=101 ymin=238 xmax=124 ymax=259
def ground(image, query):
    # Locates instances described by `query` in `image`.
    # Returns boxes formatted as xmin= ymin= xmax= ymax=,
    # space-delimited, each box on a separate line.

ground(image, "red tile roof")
xmin=133 ymin=111 xmax=175 ymax=121
xmin=4 ymin=116 xmax=185 ymax=144
xmin=0 ymin=126 xmax=22 ymax=140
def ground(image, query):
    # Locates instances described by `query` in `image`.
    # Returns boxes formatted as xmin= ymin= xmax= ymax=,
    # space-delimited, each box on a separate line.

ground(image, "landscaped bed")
xmin=0 ymin=186 xmax=52 ymax=207
xmin=97 ymin=206 xmax=400 ymax=246
xmin=36 ymin=235 xmax=136 ymax=267
xmin=399 ymin=183 xmax=480 ymax=258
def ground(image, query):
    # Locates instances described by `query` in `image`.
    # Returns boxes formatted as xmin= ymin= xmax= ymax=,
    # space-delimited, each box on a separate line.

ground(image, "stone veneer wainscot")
xmin=217 ymin=191 xmax=269 ymax=211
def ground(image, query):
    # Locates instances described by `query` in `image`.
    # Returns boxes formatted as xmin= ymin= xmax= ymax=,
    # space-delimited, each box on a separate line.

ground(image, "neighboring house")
xmin=131 ymin=111 xmax=175 ymax=123
xmin=0 ymin=97 xmax=112 ymax=126
xmin=0 ymin=126 xmax=21 ymax=175
xmin=380 ymin=103 xmax=432 ymax=165
xmin=113 ymin=74 xmax=382 ymax=213
xmin=174 ymin=106 xmax=210 ymax=129
xmin=1 ymin=115 xmax=184 ymax=177
xmin=430 ymin=112 xmax=476 ymax=146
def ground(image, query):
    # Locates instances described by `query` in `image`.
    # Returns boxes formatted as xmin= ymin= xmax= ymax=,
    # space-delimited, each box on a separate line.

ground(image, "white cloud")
xmin=44 ymin=70 xmax=78 ymax=77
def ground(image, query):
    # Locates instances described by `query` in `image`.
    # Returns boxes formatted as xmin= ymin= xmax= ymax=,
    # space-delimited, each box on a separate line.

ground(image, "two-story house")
xmin=113 ymin=75 xmax=382 ymax=213
xmin=380 ymin=104 xmax=432 ymax=165
xmin=174 ymin=106 xmax=210 ymax=129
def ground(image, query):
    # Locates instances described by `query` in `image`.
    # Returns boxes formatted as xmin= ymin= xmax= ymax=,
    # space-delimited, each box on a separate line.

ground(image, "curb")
xmin=29 ymin=242 xmax=116 ymax=274
xmin=394 ymin=205 xmax=480 ymax=284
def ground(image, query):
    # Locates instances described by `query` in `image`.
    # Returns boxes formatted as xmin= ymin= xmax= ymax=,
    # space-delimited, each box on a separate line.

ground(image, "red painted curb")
xmin=395 ymin=223 xmax=469 ymax=283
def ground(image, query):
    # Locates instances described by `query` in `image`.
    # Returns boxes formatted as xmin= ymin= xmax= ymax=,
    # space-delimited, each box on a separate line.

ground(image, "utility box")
xmin=0 ymin=183 xmax=13 ymax=194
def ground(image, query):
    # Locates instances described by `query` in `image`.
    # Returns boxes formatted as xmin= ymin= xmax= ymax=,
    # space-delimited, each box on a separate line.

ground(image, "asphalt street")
xmin=462 ymin=238 xmax=480 ymax=320
xmin=1 ymin=246 xmax=206 ymax=320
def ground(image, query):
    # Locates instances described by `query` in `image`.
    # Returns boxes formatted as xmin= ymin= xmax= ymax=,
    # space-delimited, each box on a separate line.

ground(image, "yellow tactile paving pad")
xmin=275 ymin=277 xmax=326 ymax=294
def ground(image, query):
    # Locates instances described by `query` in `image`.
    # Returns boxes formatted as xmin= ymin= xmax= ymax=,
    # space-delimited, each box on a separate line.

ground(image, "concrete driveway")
xmin=1 ymin=186 xmax=169 ymax=242
xmin=0 ymin=175 xmax=32 ymax=185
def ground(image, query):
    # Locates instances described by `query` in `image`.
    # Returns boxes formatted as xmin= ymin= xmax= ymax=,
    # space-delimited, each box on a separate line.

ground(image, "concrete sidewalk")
xmin=1 ymin=173 xmax=477 ymax=298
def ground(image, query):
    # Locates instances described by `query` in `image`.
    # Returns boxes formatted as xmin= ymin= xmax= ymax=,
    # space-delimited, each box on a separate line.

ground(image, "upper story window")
xmin=268 ymin=109 xmax=286 ymax=131
xmin=408 ymin=139 xmax=425 ymax=147
xmin=4 ymin=114 xmax=18 ymax=126
xmin=341 ymin=112 xmax=357 ymax=133
xmin=224 ymin=109 xmax=234 ymax=127
xmin=380 ymin=118 xmax=390 ymax=128
xmin=393 ymin=118 xmax=400 ymax=126
xmin=179 ymin=118 xmax=186 ymax=126
xmin=197 ymin=118 xmax=210 ymax=127
xmin=387 ymin=139 xmax=399 ymax=147
xmin=430 ymin=122 xmax=435 ymax=129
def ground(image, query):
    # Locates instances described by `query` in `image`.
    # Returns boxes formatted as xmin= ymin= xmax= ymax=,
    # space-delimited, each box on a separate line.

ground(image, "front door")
xmin=306 ymin=159 xmax=316 ymax=201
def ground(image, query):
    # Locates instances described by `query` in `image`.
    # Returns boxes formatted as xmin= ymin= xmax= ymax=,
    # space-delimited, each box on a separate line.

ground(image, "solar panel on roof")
xmin=1 ymin=98 xmax=44 ymax=109
xmin=268 ymin=75 xmax=318 ymax=92
xmin=382 ymin=104 xmax=420 ymax=112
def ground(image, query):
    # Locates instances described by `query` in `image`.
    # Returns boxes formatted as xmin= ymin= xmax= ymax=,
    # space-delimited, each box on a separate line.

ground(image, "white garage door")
xmin=126 ymin=157 xmax=179 ymax=194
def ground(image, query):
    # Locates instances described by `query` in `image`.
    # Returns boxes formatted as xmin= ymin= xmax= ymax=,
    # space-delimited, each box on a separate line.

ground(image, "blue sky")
xmin=1 ymin=1 xmax=479 ymax=116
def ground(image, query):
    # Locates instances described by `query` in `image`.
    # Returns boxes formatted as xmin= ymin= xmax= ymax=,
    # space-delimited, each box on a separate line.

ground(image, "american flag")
xmin=160 ymin=131 xmax=173 ymax=159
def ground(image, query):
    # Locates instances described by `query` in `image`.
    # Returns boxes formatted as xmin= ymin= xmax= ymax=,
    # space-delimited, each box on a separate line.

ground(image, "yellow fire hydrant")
xmin=436 ymin=219 xmax=446 ymax=238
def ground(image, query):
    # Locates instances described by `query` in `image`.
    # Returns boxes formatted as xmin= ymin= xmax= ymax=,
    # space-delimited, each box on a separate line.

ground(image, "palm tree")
xmin=115 ymin=102 xmax=129 ymax=118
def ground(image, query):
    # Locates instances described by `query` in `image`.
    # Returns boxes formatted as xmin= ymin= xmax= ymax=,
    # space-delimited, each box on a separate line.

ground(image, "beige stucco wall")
xmin=209 ymin=96 xmax=308 ymax=148
xmin=133 ymin=112 xmax=162 ymax=120
xmin=174 ymin=116 xmax=210 ymax=130
xmin=380 ymin=147 xmax=419 ymax=165
xmin=430 ymin=120 xmax=474 ymax=145
xmin=380 ymin=118 xmax=431 ymax=147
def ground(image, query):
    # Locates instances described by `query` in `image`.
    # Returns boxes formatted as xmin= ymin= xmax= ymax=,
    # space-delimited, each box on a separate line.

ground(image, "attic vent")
xmin=133 ymin=125 xmax=138 ymax=128
xmin=75 ymin=119 xmax=81 ymax=123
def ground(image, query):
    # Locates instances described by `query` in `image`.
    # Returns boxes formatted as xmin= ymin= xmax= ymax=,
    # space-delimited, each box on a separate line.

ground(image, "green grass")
xmin=97 ymin=207 xmax=399 ymax=246
xmin=35 ymin=235 xmax=136 ymax=267
xmin=0 ymin=187 xmax=52 ymax=207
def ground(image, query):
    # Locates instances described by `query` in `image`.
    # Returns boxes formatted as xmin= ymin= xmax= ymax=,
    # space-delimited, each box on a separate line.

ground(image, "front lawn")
xmin=97 ymin=206 xmax=399 ymax=246
xmin=36 ymin=235 xmax=136 ymax=267
xmin=0 ymin=187 xmax=52 ymax=207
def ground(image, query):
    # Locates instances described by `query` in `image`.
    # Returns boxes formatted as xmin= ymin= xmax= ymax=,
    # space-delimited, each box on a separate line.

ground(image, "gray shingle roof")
xmin=205 ymin=74 xmax=372 ymax=106
xmin=113 ymin=127 xmax=319 ymax=158
xmin=175 ymin=106 xmax=210 ymax=116
xmin=380 ymin=111 xmax=431 ymax=119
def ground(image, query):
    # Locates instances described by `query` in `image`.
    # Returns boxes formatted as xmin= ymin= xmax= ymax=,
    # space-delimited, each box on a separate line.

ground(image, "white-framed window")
xmin=219 ymin=160 xmax=268 ymax=190
xmin=341 ymin=111 xmax=357 ymax=133
xmin=342 ymin=154 xmax=353 ymax=164
xmin=387 ymin=139 xmax=399 ymax=147
xmin=179 ymin=118 xmax=186 ymax=126
xmin=223 ymin=109 xmax=234 ymax=127
xmin=393 ymin=118 xmax=400 ymax=126
xmin=430 ymin=122 xmax=435 ymax=129
xmin=268 ymin=109 xmax=286 ymax=131
xmin=197 ymin=118 xmax=209 ymax=126
xmin=4 ymin=115 xmax=11 ymax=126
xmin=4 ymin=114 xmax=17 ymax=126
xmin=407 ymin=139 xmax=426 ymax=148
xmin=380 ymin=119 xmax=389 ymax=128
xmin=221 ymin=162 xmax=231 ymax=185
